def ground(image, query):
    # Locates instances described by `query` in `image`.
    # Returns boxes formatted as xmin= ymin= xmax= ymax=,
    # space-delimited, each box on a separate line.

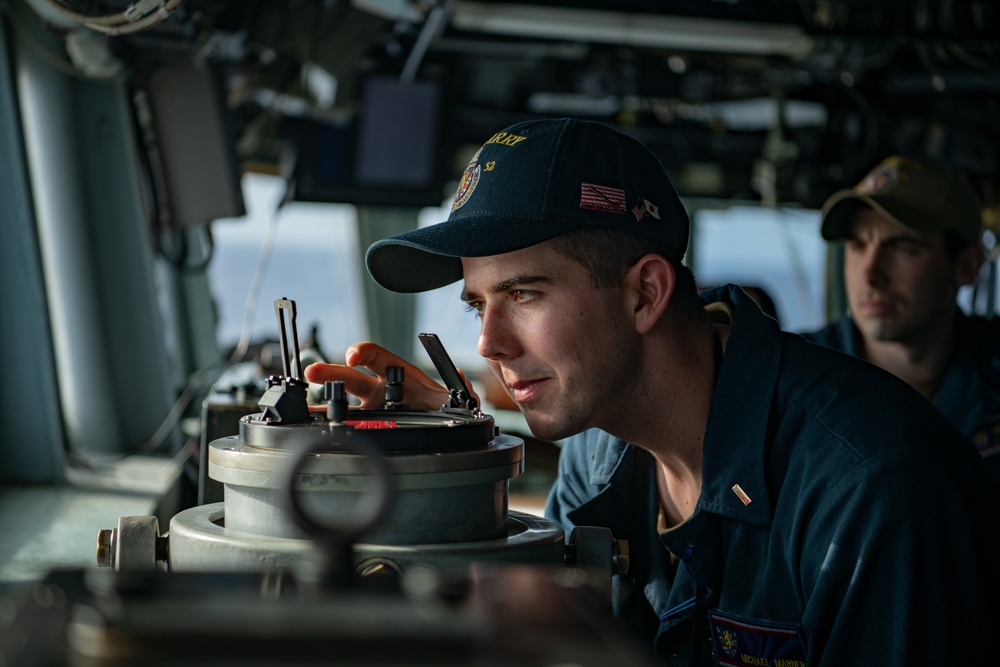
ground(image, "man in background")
xmin=803 ymin=156 xmax=1000 ymax=450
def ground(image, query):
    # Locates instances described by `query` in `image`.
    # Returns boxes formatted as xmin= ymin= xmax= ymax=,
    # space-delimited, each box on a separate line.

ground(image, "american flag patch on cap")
xmin=580 ymin=182 xmax=627 ymax=214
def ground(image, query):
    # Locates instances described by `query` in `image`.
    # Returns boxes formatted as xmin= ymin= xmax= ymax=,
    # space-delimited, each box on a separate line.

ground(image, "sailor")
xmin=306 ymin=118 xmax=1000 ymax=665
xmin=803 ymin=155 xmax=1000 ymax=450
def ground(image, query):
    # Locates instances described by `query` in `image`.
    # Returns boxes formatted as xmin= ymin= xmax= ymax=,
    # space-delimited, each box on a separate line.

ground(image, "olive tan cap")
xmin=821 ymin=156 xmax=983 ymax=245
xmin=365 ymin=117 xmax=690 ymax=293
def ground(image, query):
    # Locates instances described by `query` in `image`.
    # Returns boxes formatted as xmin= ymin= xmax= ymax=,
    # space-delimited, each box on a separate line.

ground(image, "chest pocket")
xmin=708 ymin=609 xmax=806 ymax=667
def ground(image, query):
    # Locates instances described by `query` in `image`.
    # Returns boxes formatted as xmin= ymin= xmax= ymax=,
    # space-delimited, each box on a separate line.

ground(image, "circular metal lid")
xmin=238 ymin=407 xmax=496 ymax=454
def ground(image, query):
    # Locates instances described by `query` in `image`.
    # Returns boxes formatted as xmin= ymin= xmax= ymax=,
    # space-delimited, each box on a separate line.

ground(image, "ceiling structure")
xmin=14 ymin=0 xmax=1000 ymax=211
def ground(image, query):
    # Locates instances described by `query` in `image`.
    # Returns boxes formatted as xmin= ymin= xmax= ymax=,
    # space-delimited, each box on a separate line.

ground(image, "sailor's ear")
xmin=625 ymin=253 xmax=674 ymax=335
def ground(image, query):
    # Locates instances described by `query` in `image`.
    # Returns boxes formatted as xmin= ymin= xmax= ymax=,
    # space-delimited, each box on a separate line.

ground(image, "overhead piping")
xmin=451 ymin=2 xmax=813 ymax=56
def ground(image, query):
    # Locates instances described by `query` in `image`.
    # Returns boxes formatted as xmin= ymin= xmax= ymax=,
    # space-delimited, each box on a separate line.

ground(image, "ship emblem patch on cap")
xmin=857 ymin=157 xmax=905 ymax=195
xmin=452 ymin=148 xmax=482 ymax=211
xmin=580 ymin=182 xmax=626 ymax=214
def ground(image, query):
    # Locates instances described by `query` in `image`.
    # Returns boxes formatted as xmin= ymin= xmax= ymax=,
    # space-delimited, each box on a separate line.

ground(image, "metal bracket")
xmin=418 ymin=333 xmax=479 ymax=412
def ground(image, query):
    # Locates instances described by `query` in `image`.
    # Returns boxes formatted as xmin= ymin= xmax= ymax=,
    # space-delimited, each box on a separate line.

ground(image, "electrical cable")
xmin=130 ymin=81 xmax=217 ymax=274
xmin=156 ymin=225 xmax=216 ymax=274
xmin=67 ymin=436 xmax=198 ymax=484
xmin=135 ymin=364 xmax=223 ymax=456
xmin=227 ymin=192 xmax=285 ymax=366
xmin=0 ymin=0 xmax=128 ymax=82
xmin=836 ymin=82 xmax=880 ymax=178
xmin=43 ymin=0 xmax=183 ymax=35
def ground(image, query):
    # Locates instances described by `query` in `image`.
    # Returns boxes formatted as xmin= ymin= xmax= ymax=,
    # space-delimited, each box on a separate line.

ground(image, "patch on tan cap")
xmin=857 ymin=157 xmax=906 ymax=195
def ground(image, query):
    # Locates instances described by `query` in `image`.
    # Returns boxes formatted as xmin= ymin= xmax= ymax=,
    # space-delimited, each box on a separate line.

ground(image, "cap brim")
xmin=366 ymin=216 xmax=580 ymax=293
xmin=820 ymin=190 xmax=903 ymax=241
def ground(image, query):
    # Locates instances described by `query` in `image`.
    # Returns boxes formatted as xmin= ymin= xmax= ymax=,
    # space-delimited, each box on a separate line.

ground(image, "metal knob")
xmin=94 ymin=516 xmax=165 ymax=572
xmin=96 ymin=528 xmax=115 ymax=567
xmin=385 ymin=366 xmax=404 ymax=405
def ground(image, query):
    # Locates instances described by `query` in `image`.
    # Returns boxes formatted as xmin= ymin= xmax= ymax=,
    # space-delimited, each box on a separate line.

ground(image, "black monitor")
xmin=284 ymin=76 xmax=446 ymax=208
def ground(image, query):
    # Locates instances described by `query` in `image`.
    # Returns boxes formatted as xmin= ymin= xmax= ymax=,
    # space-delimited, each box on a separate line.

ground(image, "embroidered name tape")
xmin=709 ymin=610 xmax=806 ymax=667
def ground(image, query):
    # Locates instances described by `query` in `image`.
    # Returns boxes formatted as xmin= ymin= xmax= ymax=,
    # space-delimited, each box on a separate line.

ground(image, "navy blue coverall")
xmin=545 ymin=285 xmax=1000 ymax=666
xmin=803 ymin=313 xmax=1000 ymax=449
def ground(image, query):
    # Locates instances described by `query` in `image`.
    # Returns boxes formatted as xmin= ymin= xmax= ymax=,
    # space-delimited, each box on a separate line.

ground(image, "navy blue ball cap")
xmin=366 ymin=117 xmax=690 ymax=293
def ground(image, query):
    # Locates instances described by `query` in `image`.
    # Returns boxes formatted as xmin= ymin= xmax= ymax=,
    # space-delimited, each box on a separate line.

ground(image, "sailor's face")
xmin=843 ymin=208 xmax=959 ymax=343
xmin=461 ymin=239 xmax=639 ymax=442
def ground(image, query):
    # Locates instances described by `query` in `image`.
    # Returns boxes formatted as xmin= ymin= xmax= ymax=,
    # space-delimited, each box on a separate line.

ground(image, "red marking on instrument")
xmin=345 ymin=420 xmax=398 ymax=429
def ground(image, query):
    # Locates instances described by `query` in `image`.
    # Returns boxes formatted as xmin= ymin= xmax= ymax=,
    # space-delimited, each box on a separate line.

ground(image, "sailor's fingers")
xmin=346 ymin=342 xmax=450 ymax=410
xmin=303 ymin=362 xmax=382 ymax=405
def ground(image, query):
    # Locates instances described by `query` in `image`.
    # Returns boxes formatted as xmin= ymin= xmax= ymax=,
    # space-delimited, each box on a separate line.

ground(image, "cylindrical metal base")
xmin=210 ymin=433 xmax=525 ymax=544
xmin=223 ymin=482 xmax=510 ymax=544
xmin=168 ymin=506 xmax=566 ymax=573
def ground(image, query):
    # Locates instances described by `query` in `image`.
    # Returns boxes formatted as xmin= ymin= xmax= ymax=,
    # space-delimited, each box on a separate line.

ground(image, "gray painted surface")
xmin=0 ymin=16 xmax=65 ymax=482
xmin=0 ymin=487 xmax=157 ymax=583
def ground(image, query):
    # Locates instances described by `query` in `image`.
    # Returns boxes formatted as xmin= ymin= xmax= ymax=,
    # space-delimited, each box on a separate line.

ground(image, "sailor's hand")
xmin=304 ymin=342 xmax=465 ymax=410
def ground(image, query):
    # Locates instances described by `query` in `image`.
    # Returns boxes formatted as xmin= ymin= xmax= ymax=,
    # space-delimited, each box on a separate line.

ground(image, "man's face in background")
xmin=843 ymin=207 xmax=962 ymax=345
